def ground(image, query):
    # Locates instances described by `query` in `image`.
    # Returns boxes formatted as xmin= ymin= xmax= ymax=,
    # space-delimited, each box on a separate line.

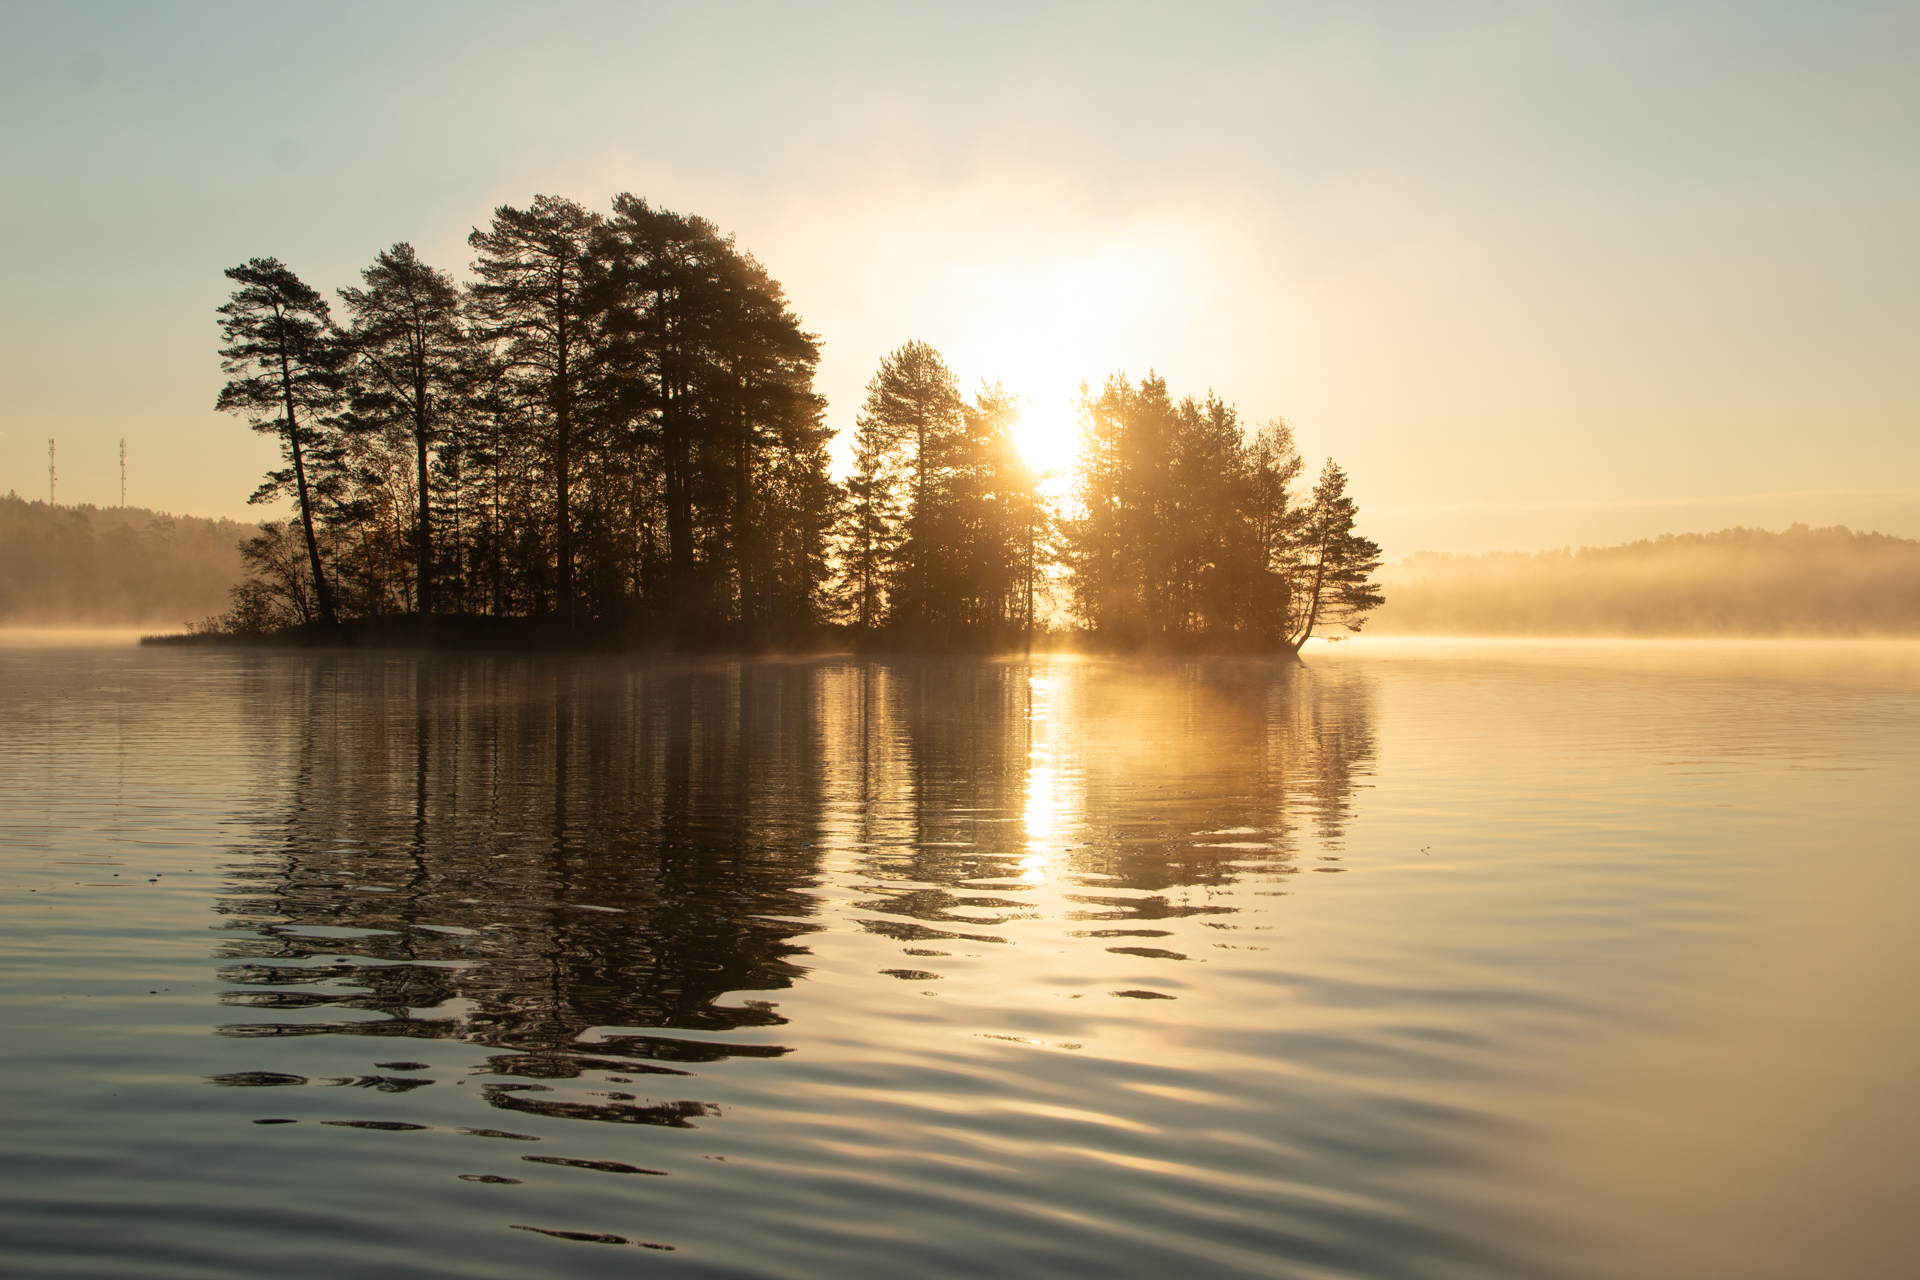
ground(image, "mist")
xmin=1370 ymin=524 xmax=1920 ymax=638
xmin=0 ymin=493 xmax=256 ymax=628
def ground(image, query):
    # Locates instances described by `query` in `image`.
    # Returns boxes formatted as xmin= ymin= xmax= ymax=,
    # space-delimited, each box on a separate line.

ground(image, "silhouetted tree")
xmin=338 ymin=244 xmax=469 ymax=616
xmin=593 ymin=195 xmax=833 ymax=640
xmin=849 ymin=342 xmax=964 ymax=631
xmin=1066 ymin=373 xmax=1378 ymax=653
xmin=927 ymin=382 xmax=1029 ymax=634
xmin=1244 ymin=418 xmax=1306 ymax=642
xmin=838 ymin=403 xmax=906 ymax=630
xmin=1278 ymin=460 xmax=1383 ymax=652
xmin=468 ymin=196 xmax=604 ymax=627
xmin=216 ymin=258 xmax=347 ymax=625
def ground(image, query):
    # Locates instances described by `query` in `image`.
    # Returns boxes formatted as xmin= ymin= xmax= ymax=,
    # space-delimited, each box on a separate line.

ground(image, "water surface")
xmin=2 ymin=639 xmax=1915 ymax=1279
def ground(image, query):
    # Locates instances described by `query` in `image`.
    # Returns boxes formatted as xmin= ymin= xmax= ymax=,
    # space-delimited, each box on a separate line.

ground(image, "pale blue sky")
xmin=2 ymin=1 xmax=1915 ymax=554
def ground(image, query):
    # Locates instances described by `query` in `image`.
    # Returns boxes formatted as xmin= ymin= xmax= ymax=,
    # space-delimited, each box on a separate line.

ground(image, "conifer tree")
xmin=216 ymin=258 xmax=347 ymax=626
xmin=468 ymin=196 xmax=603 ymax=626
xmin=938 ymin=382 xmax=1026 ymax=631
xmin=597 ymin=194 xmax=830 ymax=638
xmin=839 ymin=412 xmax=906 ymax=630
xmin=849 ymin=342 xmax=963 ymax=630
xmin=1278 ymin=460 xmax=1384 ymax=652
xmin=1245 ymin=418 xmax=1305 ymax=640
xmin=338 ymin=244 xmax=468 ymax=616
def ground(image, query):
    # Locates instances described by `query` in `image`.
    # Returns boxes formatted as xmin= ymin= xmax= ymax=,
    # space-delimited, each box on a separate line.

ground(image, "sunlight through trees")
xmin=212 ymin=194 xmax=1381 ymax=653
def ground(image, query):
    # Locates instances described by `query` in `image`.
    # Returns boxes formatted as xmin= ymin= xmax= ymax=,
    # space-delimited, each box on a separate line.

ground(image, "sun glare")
xmin=814 ymin=192 xmax=1212 ymax=485
xmin=1011 ymin=393 xmax=1082 ymax=477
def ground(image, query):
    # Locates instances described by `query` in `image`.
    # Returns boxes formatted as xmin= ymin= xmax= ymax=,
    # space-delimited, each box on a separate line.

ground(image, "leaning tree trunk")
xmin=278 ymin=347 xmax=336 ymax=627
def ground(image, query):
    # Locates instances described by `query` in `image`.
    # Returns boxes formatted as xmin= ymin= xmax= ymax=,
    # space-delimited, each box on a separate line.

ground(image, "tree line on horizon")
xmin=213 ymin=192 xmax=1382 ymax=652
xmin=0 ymin=494 xmax=254 ymax=627
xmin=1369 ymin=523 xmax=1920 ymax=637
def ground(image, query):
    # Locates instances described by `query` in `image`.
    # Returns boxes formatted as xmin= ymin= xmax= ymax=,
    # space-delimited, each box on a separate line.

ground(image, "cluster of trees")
xmin=216 ymin=192 xmax=1380 ymax=652
xmin=217 ymin=194 xmax=831 ymax=645
xmin=1370 ymin=524 xmax=1920 ymax=636
xmin=839 ymin=348 xmax=1381 ymax=651
xmin=0 ymin=495 xmax=257 ymax=627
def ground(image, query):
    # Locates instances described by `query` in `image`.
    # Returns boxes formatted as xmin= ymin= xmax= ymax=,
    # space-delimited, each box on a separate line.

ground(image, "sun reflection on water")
xmin=1021 ymin=671 xmax=1067 ymax=882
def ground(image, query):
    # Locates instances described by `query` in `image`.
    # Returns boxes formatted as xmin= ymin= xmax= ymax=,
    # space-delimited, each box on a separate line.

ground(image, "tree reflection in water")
xmin=211 ymin=655 xmax=1374 ymax=1128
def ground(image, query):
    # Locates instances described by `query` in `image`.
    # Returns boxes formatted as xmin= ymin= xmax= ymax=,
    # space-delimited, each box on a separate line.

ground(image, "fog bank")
xmin=1371 ymin=525 xmax=1920 ymax=637
xmin=0 ymin=494 xmax=256 ymax=627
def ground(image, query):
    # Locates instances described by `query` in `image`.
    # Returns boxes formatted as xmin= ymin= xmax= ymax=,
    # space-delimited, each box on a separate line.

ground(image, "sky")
xmin=1 ymin=0 xmax=1915 ymax=558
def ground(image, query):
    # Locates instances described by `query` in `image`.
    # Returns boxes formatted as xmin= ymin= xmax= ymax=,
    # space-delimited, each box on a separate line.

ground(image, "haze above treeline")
xmin=7 ymin=6 xmax=1916 ymax=567
xmin=5 ymin=493 xmax=1915 ymax=639
xmin=9 ymin=187 xmax=1916 ymax=645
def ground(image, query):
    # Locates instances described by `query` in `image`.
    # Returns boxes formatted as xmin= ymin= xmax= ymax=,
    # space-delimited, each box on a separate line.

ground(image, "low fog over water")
xmin=1372 ymin=524 xmax=1920 ymax=637
xmin=8 ymin=496 xmax=1915 ymax=641
xmin=0 ymin=495 xmax=255 ymax=628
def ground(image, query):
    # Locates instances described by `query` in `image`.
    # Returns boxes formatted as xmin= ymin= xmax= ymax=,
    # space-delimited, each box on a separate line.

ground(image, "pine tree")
xmin=839 ymin=413 xmax=906 ymax=630
xmin=467 ymin=196 xmax=603 ymax=627
xmin=216 ymin=258 xmax=348 ymax=626
xmin=597 ymin=195 xmax=830 ymax=639
xmin=851 ymin=342 xmax=963 ymax=632
xmin=1278 ymin=460 xmax=1384 ymax=652
xmin=338 ymin=244 xmax=468 ymax=617
xmin=1244 ymin=418 xmax=1305 ymax=641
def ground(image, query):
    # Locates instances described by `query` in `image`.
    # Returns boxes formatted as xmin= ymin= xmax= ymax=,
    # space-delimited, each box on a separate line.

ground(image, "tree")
xmin=935 ymin=381 xmax=1027 ymax=633
xmin=1278 ymin=460 xmax=1384 ymax=653
xmin=1065 ymin=374 xmax=1379 ymax=654
xmin=468 ymin=196 xmax=604 ymax=626
xmin=596 ymin=197 xmax=729 ymax=621
xmin=1243 ymin=418 xmax=1305 ymax=642
xmin=1067 ymin=373 xmax=1233 ymax=647
xmin=338 ymin=243 xmax=468 ymax=617
xmin=595 ymin=194 xmax=832 ymax=640
xmin=838 ymin=405 xmax=906 ymax=630
xmin=227 ymin=518 xmax=319 ymax=630
xmin=216 ymin=257 xmax=347 ymax=626
xmin=849 ymin=341 xmax=963 ymax=630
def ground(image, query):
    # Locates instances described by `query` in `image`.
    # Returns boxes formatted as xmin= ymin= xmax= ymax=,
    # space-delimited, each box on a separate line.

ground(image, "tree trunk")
xmin=278 ymin=343 xmax=335 ymax=627
xmin=415 ymin=389 xmax=432 ymax=618
xmin=736 ymin=390 xmax=753 ymax=634
xmin=554 ymin=291 xmax=575 ymax=631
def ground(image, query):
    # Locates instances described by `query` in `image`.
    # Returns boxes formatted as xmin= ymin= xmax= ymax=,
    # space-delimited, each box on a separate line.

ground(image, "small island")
xmin=180 ymin=193 xmax=1382 ymax=656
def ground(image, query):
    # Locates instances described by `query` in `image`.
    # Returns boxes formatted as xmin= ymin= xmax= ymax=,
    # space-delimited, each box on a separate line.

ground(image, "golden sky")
xmin=1 ymin=2 xmax=1914 ymax=555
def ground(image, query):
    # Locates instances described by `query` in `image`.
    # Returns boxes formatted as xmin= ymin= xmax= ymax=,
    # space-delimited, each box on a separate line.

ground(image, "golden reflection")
xmin=1020 ymin=668 xmax=1075 ymax=883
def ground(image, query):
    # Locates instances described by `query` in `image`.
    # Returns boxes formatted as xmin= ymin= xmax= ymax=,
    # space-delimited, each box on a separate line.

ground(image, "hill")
xmin=1370 ymin=524 xmax=1920 ymax=637
xmin=0 ymin=493 xmax=259 ymax=627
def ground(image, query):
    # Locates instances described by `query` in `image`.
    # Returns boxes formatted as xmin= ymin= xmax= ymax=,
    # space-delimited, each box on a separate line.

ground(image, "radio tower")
xmin=120 ymin=439 xmax=127 ymax=507
xmin=47 ymin=438 xmax=56 ymax=506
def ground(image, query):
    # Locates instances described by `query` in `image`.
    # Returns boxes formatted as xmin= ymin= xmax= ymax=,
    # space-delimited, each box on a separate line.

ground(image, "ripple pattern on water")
xmin=2 ymin=643 xmax=1917 ymax=1279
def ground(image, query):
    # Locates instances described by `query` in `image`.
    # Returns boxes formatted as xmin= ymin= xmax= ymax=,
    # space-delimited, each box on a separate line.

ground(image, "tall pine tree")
xmin=467 ymin=196 xmax=603 ymax=626
xmin=216 ymin=258 xmax=347 ymax=626
xmin=338 ymin=243 xmax=468 ymax=616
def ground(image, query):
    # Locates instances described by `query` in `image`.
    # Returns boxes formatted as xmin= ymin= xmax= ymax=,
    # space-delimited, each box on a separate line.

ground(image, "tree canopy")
xmin=213 ymin=194 xmax=1380 ymax=654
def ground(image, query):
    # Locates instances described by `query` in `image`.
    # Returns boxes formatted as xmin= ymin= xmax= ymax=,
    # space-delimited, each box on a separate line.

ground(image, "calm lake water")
xmin=2 ymin=638 xmax=1915 ymax=1280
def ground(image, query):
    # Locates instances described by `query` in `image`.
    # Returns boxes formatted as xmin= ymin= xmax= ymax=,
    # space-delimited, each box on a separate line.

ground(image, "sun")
xmin=1010 ymin=388 xmax=1083 ymax=477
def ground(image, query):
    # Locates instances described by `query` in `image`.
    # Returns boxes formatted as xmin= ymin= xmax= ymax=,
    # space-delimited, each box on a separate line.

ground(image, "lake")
xmin=2 ymin=638 xmax=1915 ymax=1279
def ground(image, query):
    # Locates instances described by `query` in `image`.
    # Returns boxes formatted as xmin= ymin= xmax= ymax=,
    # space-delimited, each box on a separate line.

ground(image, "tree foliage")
xmin=215 ymin=257 xmax=347 ymax=625
xmin=1064 ymin=373 xmax=1380 ymax=653
xmin=336 ymin=243 xmax=469 ymax=617
xmin=214 ymin=198 xmax=1379 ymax=653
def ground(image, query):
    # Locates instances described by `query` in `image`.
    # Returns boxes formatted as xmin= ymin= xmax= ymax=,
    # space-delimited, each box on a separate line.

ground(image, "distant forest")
xmin=0 ymin=494 xmax=257 ymax=627
xmin=1371 ymin=524 xmax=1920 ymax=636
xmin=208 ymin=192 xmax=1381 ymax=653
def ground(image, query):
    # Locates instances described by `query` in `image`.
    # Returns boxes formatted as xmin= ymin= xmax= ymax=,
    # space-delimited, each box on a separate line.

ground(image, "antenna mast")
xmin=47 ymin=438 xmax=55 ymax=506
xmin=120 ymin=438 xmax=127 ymax=507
